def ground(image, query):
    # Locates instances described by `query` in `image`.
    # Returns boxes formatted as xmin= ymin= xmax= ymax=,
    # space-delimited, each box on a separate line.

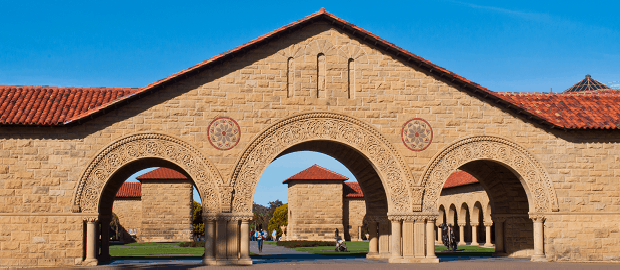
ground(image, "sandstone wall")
xmin=112 ymin=198 xmax=142 ymax=242
xmin=0 ymin=20 xmax=619 ymax=265
xmin=287 ymin=180 xmax=344 ymax=241
xmin=343 ymin=198 xmax=366 ymax=241
xmin=139 ymin=179 xmax=193 ymax=242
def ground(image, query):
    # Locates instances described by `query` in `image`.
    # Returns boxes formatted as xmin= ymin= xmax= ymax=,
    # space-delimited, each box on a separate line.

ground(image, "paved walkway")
xmin=250 ymin=241 xmax=377 ymax=264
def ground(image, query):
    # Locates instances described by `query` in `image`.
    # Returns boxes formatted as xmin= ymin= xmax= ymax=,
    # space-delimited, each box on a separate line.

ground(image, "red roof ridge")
xmin=343 ymin=181 xmax=364 ymax=198
xmin=282 ymin=164 xmax=348 ymax=183
xmin=136 ymin=167 xmax=188 ymax=180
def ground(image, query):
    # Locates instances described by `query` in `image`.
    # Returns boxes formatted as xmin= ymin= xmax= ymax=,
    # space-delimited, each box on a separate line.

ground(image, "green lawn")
xmin=290 ymin=241 xmax=368 ymax=255
xmin=109 ymin=242 xmax=203 ymax=256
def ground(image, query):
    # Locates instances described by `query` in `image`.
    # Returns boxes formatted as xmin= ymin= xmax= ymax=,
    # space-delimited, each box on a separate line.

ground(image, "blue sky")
xmin=2 ymin=1 xmax=619 ymax=204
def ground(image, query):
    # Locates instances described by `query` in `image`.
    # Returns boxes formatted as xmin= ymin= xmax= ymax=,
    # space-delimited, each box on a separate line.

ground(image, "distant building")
xmin=113 ymin=167 xmax=194 ymax=243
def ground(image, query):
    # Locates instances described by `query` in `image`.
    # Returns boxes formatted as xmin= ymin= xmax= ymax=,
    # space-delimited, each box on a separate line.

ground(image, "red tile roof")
xmin=443 ymin=171 xmax=479 ymax=189
xmin=282 ymin=164 xmax=348 ymax=184
xmin=0 ymin=85 xmax=136 ymax=125
xmin=116 ymin=181 xmax=141 ymax=198
xmin=496 ymin=91 xmax=620 ymax=129
xmin=343 ymin=181 xmax=364 ymax=198
xmin=2 ymin=9 xmax=620 ymax=130
xmin=136 ymin=167 xmax=188 ymax=180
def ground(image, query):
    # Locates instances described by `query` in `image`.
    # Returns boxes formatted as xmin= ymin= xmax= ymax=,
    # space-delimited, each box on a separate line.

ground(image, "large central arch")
xmin=229 ymin=112 xmax=416 ymax=214
xmin=72 ymin=132 xmax=224 ymax=214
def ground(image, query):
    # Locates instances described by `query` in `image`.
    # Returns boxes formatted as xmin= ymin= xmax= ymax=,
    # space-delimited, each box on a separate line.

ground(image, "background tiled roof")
xmin=343 ymin=181 xmax=364 ymax=198
xmin=564 ymin=75 xmax=611 ymax=93
xmin=0 ymin=85 xmax=136 ymax=125
xmin=116 ymin=182 xmax=141 ymax=198
xmin=443 ymin=171 xmax=478 ymax=189
xmin=496 ymin=91 xmax=620 ymax=129
xmin=136 ymin=167 xmax=188 ymax=180
xmin=282 ymin=164 xmax=348 ymax=184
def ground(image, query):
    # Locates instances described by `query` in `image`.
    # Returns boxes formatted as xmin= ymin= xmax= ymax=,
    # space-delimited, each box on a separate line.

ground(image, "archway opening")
xmin=248 ymin=140 xmax=392 ymax=262
xmin=96 ymin=158 xmax=205 ymax=263
xmin=436 ymin=160 xmax=533 ymax=259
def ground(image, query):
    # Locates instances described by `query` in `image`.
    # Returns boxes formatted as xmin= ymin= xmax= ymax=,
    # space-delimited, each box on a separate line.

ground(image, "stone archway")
xmin=229 ymin=112 xmax=416 ymax=215
xmin=420 ymin=136 xmax=559 ymax=214
xmin=72 ymin=132 xmax=223 ymax=214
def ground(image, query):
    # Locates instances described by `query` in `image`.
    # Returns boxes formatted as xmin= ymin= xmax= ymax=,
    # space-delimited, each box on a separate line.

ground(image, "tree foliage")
xmin=268 ymin=203 xmax=287 ymax=239
xmin=192 ymin=201 xmax=204 ymax=237
xmin=252 ymin=200 xmax=283 ymax=231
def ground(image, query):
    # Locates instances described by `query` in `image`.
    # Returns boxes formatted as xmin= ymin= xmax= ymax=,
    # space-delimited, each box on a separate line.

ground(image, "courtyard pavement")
xmin=82 ymin=242 xmax=619 ymax=269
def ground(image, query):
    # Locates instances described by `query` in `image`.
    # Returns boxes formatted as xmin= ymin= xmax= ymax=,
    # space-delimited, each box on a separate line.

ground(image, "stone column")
xmin=471 ymin=222 xmax=479 ymax=246
xmin=99 ymin=216 xmax=110 ymax=261
xmin=239 ymin=219 xmax=252 ymax=264
xmin=413 ymin=218 xmax=425 ymax=258
xmin=457 ymin=222 xmax=466 ymax=246
xmin=389 ymin=218 xmax=402 ymax=262
xmin=367 ymin=221 xmax=379 ymax=258
xmin=483 ymin=221 xmax=493 ymax=247
xmin=402 ymin=220 xmax=414 ymax=260
xmin=436 ymin=224 xmax=441 ymax=244
xmin=531 ymin=216 xmax=547 ymax=262
xmin=84 ymin=217 xmax=98 ymax=265
xmin=215 ymin=218 xmax=227 ymax=261
xmin=358 ymin=226 xmax=362 ymax=241
xmin=378 ymin=221 xmax=391 ymax=258
xmin=426 ymin=217 xmax=437 ymax=261
xmin=203 ymin=218 xmax=216 ymax=264
xmin=494 ymin=218 xmax=505 ymax=254
xmin=227 ymin=219 xmax=239 ymax=261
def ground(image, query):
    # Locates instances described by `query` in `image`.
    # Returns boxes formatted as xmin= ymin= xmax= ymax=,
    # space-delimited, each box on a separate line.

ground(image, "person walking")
xmin=272 ymin=229 xmax=277 ymax=241
xmin=255 ymin=225 xmax=264 ymax=252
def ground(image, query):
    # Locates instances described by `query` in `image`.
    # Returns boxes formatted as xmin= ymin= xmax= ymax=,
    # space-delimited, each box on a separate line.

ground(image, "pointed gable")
xmin=564 ymin=75 xmax=612 ymax=93
xmin=282 ymin=164 xmax=348 ymax=184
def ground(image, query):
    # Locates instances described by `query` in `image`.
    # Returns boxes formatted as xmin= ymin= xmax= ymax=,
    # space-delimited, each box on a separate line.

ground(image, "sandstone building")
xmin=283 ymin=164 xmax=365 ymax=242
xmin=1 ymin=9 xmax=620 ymax=266
xmin=112 ymin=167 xmax=194 ymax=243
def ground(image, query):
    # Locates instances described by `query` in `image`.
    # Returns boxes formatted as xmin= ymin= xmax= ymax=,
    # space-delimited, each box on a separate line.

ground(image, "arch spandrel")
xmin=72 ymin=132 xmax=223 ymax=214
xmin=420 ymin=136 xmax=559 ymax=214
xmin=228 ymin=112 xmax=414 ymax=214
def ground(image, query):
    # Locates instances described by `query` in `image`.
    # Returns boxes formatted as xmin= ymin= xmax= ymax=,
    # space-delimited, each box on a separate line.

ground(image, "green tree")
xmin=192 ymin=201 xmax=204 ymax=237
xmin=268 ymin=204 xmax=287 ymax=239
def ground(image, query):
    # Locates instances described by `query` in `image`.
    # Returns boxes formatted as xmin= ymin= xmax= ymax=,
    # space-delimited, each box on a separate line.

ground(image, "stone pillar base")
xmin=395 ymin=257 xmax=439 ymax=263
xmin=83 ymin=259 xmax=98 ymax=266
xmin=483 ymin=243 xmax=494 ymax=248
xmin=203 ymin=259 xmax=253 ymax=265
xmin=366 ymin=252 xmax=381 ymax=260
xmin=531 ymin=255 xmax=548 ymax=262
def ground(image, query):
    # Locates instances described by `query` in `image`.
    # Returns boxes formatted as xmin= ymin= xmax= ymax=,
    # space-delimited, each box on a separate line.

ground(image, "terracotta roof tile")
xmin=443 ymin=171 xmax=478 ymax=189
xmin=344 ymin=181 xmax=364 ymax=198
xmin=116 ymin=181 xmax=141 ymax=198
xmin=564 ymin=75 xmax=612 ymax=93
xmin=0 ymin=85 xmax=137 ymax=125
xmin=496 ymin=91 xmax=620 ymax=129
xmin=136 ymin=167 xmax=187 ymax=180
xmin=282 ymin=164 xmax=348 ymax=184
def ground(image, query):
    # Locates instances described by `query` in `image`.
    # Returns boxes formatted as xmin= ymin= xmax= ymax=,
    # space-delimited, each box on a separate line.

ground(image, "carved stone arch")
xmin=228 ymin=112 xmax=414 ymax=214
xmin=304 ymin=39 xmax=337 ymax=57
xmin=420 ymin=136 xmax=559 ymax=214
xmin=337 ymin=44 xmax=369 ymax=64
xmin=472 ymin=201 xmax=483 ymax=223
xmin=275 ymin=43 xmax=305 ymax=60
xmin=459 ymin=202 xmax=469 ymax=223
xmin=72 ymin=132 xmax=223 ymax=214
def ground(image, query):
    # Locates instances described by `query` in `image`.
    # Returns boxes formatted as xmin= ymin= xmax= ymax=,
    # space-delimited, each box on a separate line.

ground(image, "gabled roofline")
xmin=3 ymin=9 xmax=608 ymax=130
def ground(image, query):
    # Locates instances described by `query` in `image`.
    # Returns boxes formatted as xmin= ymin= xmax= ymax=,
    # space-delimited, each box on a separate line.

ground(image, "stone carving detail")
xmin=219 ymin=186 xmax=234 ymax=213
xmin=421 ymin=136 xmax=559 ymax=213
xmin=73 ymin=133 xmax=223 ymax=214
xmin=208 ymin=117 xmax=241 ymax=150
xmin=230 ymin=112 xmax=413 ymax=214
xmin=401 ymin=118 xmax=433 ymax=151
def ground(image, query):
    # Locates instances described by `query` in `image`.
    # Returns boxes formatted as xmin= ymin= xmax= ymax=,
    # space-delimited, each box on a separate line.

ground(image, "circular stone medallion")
xmin=401 ymin=118 xmax=433 ymax=151
xmin=208 ymin=117 xmax=241 ymax=150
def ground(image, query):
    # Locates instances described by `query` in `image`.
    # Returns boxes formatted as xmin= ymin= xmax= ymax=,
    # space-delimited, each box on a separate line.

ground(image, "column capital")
xmin=204 ymin=212 xmax=253 ymax=222
xmin=484 ymin=221 xmax=494 ymax=227
xmin=83 ymin=217 xmax=98 ymax=223
xmin=457 ymin=222 xmax=467 ymax=227
xmin=529 ymin=215 xmax=546 ymax=222
xmin=387 ymin=212 xmax=438 ymax=222
xmin=470 ymin=222 xmax=479 ymax=226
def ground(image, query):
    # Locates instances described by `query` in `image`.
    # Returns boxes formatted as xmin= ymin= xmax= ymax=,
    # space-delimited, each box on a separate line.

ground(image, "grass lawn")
xmin=109 ymin=242 xmax=203 ymax=256
xmin=435 ymin=245 xmax=495 ymax=253
xmin=290 ymin=241 xmax=368 ymax=256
